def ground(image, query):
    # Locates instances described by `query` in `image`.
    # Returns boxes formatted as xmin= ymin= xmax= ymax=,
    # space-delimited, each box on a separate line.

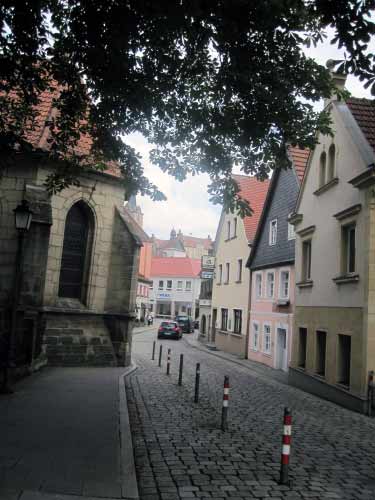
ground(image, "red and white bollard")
xmin=221 ymin=376 xmax=229 ymax=431
xmin=279 ymin=407 xmax=292 ymax=486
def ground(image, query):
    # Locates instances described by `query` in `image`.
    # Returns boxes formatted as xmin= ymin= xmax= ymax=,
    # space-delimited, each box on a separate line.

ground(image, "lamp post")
xmin=0 ymin=199 xmax=33 ymax=394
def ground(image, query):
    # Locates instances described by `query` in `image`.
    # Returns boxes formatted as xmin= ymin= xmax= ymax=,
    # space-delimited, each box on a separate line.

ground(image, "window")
xmin=233 ymin=217 xmax=237 ymax=237
xmin=185 ymin=281 xmax=192 ymax=291
xmin=302 ymin=240 xmax=312 ymax=281
xmin=288 ymin=222 xmax=295 ymax=240
xmin=342 ymin=224 xmax=356 ymax=274
xmin=167 ymin=280 xmax=172 ymax=290
xmin=319 ymin=151 xmax=327 ymax=187
xmin=158 ymin=280 xmax=164 ymax=290
xmin=227 ymin=221 xmax=231 ymax=240
xmin=298 ymin=328 xmax=307 ymax=369
xmin=263 ymin=324 xmax=271 ymax=354
xmin=150 ymin=281 xmax=154 ymax=289
xmin=237 ymin=259 xmax=242 ymax=282
xmin=221 ymin=308 xmax=228 ymax=331
xmin=218 ymin=264 xmax=222 ymax=284
xmin=266 ymin=272 xmax=274 ymax=298
xmin=233 ymin=309 xmax=242 ymax=334
xmin=279 ymin=270 xmax=289 ymax=299
xmin=252 ymin=322 xmax=259 ymax=350
xmin=177 ymin=280 xmax=183 ymax=290
xmin=316 ymin=331 xmax=326 ymax=376
xmin=255 ymin=273 xmax=262 ymax=298
xmin=337 ymin=334 xmax=351 ymax=386
xmin=328 ymin=144 xmax=335 ymax=182
xmin=225 ymin=263 xmax=230 ymax=284
xmin=269 ymin=219 xmax=277 ymax=245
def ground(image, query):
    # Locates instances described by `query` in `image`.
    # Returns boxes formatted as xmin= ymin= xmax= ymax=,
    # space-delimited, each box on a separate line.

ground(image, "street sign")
xmin=201 ymin=271 xmax=214 ymax=279
xmin=201 ymin=255 xmax=215 ymax=270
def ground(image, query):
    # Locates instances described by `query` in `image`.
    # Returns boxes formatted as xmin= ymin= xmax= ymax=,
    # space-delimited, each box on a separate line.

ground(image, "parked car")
xmin=157 ymin=321 xmax=182 ymax=340
xmin=175 ymin=315 xmax=194 ymax=333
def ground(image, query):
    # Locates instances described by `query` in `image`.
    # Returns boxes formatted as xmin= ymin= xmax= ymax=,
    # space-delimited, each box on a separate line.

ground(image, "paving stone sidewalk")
xmin=128 ymin=331 xmax=375 ymax=500
xmin=0 ymin=367 xmax=128 ymax=500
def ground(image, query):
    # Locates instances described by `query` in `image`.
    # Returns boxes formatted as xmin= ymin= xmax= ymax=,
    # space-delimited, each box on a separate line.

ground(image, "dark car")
xmin=157 ymin=321 xmax=182 ymax=340
xmin=175 ymin=315 xmax=194 ymax=333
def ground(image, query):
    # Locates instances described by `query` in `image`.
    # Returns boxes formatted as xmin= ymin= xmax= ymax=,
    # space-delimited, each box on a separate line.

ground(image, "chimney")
xmin=324 ymin=59 xmax=347 ymax=107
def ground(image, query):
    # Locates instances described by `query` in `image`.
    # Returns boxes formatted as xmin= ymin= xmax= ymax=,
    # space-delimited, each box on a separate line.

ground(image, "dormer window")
xmin=319 ymin=151 xmax=327 ymax=187
xmin=327 ymin=144 xmax=335 ymax=182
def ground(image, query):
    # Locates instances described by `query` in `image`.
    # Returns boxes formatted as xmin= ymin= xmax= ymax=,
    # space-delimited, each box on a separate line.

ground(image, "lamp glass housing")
xmin=14 ymin=200 xmax=33 ymax=232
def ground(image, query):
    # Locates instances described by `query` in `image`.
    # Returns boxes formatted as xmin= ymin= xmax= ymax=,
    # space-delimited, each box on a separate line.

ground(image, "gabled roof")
xmin=154 ymin=238 xmax=185 ymax=252
xmin=151 ymin=257 xmax=201 ymax=277
xmin=247 ymin=147 xmax=309 ymax=268
xmin=119 ymin=207 xmax=150 ymax=246
xmin=232 ymin=175 xmax=270 ymax=243
xmin=8 ymin=84 xmax=122 ymax=178
xmin=346 ymin=98 xmax=375 ymax=153
xmin=180 ymin=235 xmax=212 ymax=250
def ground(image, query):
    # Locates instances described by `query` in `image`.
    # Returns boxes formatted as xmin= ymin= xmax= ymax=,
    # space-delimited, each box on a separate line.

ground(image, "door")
xmin=58 ymin=203 xmax=90 ymax=300
xmin=276 ymin=328 xmax=288 ymax=371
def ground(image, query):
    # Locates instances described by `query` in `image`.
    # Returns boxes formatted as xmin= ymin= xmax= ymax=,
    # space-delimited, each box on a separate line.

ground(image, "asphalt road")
xmin=127 ymin=328 xmax=375 ymax=500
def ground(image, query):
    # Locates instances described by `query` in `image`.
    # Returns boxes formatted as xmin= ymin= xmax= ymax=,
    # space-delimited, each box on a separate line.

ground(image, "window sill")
xmin=223 ymin=282 xmax=229 ymax=285
xmin=218 ymin=329 xmax=228 ymax=335
xmin=333 ymin=274 xmax=359 ymax=285
xmin=296 ymin=280 xmax=314 ymax=288
xmin=336 ymin=382 xmax=350 ymax=391
xmin=235 ymin=280 xmax=242 ymax=284
xmin=250 ymin=348 xmax=259 ymax=353
xmin=276 ymin=299 xmax=290 ymax=306
xmin=230 ymin=332 xmax=242 ymax=337
xmin=261 ymin=352 xmax=272 ymax=357
xmin=313 ymin=177 xmax=339 ymax=196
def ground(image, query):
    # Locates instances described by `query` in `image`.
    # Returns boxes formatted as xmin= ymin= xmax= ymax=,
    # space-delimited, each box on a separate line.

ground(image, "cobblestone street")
xmin=127 ymin=330 xmax=375 ymax=500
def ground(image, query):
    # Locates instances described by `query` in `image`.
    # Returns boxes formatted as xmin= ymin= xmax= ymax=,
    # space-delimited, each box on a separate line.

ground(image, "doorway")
xmin=276 ymin=328 xmax=288 ymax=371
xmin=211 ymin=309 xmax=217 ymax=343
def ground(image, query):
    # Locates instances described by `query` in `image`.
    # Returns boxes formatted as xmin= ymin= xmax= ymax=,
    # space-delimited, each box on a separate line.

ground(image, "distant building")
xmin=126 ymin=198 xmax=152 ymax=322
xmin=152 ymin=229 xmax=213 ymax=259
xmin=211 ymin=175 xmax=269 ymax=356
xmin=247 ymin=148 xmax=308 ymax=372
xmin=149 ymin=257 xmax=201 ymax=318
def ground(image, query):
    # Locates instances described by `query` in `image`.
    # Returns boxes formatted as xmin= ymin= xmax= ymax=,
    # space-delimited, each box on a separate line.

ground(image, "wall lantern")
xmin=13 ymin=199 xmax=33 ymax=232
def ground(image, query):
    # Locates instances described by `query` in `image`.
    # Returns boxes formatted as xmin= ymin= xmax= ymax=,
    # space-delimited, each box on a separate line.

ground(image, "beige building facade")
xmin=289 ymin=81 xmax=375 ymax=412
xmin=210 ymin=176 xmax=269 ymax=356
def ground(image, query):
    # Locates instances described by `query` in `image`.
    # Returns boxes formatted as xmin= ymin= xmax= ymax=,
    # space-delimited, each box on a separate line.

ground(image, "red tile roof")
xmin=232 ymin=175 xmax=270 ymax=242
xmin=9 ymin=84 xmax=121 ymax=178
xmin=347 ymin=98 xmax=375 ymax=153
xmin=151 ymin=257 xmax=201 ymax=277
xmin=180 ymin=235 xmax=212 ymax=250
xmin=288 ymin=147 xmax=310 ymax=182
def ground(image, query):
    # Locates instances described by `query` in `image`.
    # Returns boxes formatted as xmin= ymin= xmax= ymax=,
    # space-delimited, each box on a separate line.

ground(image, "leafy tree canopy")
xmin=1 ymin=1 xmax=374 ymax=215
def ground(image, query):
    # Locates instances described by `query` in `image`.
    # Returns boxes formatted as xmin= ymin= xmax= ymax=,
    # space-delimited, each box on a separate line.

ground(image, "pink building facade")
xmin=247 ymin=148 xmax=309 ymax=371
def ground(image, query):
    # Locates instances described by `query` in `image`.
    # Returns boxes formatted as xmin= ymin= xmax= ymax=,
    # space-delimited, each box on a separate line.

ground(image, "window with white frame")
xmin=218 ymin=264 xmax=222 ymax=284
xmin=237 ymin=259 xmax=242 ymax=282
xmin=233 ymin=217 xmax=237 ymax=237
xmin=185 ymin=281 xmax=192 ymax=291
xmin=225 ymin=263 xmax=230 ymax=284
xmin=233 ymin=309 xmax=242 ymax=334
xmin=279 ymin=270 xmax=290 ymax=299
xmin=263 ymin=324 xmax=271 ymax=354
xmin=288 ymin=222 xmax=295 ymax=240
xmin=269 ymin=219 xmax=277 ymax=245
xmin=266 ymin=272 xmax=274 ymax=298
xmin=158 ymin=280 xmax=164 ymax=290
xmin=177 ymin=280 xmax=183 ymax=290
xmin=167 ymin=280 xmax=172 ymax=290
xmin=255 ymin=273 xmax=262 ymax=298
xmin=252 ymin=322 xmax=259 ymax=350
xmin=342 ymin=224 xmax=356 ymax=275
xmin=221 ymin=308 xmax=228 ymax=331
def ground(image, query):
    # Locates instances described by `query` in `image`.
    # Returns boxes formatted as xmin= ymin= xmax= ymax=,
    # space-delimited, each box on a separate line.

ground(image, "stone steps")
xmin=42 ymin=314 xmax=117 ymax=366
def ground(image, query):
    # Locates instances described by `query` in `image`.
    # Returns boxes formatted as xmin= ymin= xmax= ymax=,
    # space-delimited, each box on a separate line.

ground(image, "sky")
xmin=127 ymin=29 xmax=375 ymax=240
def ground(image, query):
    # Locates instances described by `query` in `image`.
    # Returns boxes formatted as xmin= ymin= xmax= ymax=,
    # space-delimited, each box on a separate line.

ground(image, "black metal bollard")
xmin=178 ymin=354 xmax=184 ymax=386
xmin=221 ymin=376 xmax=229 ymax=431
xmin=279 ymin=407 xmax=292 ymax=486
xmin=166 ymin=348 xmax=171 ymax=375
xmin=152 ymin=341 xmax=156 ymax=360
xmin=158 ymin=344 xmax=163 ymax=367
xmin=368 ymin=370 xmax=374 ymax=417
xmin=194 ymin=363 xmax=200 ymax=403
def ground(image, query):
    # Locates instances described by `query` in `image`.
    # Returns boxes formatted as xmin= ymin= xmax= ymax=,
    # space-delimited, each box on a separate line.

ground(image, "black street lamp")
xmin=0 ymin=199 xmax=33 ymax=394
